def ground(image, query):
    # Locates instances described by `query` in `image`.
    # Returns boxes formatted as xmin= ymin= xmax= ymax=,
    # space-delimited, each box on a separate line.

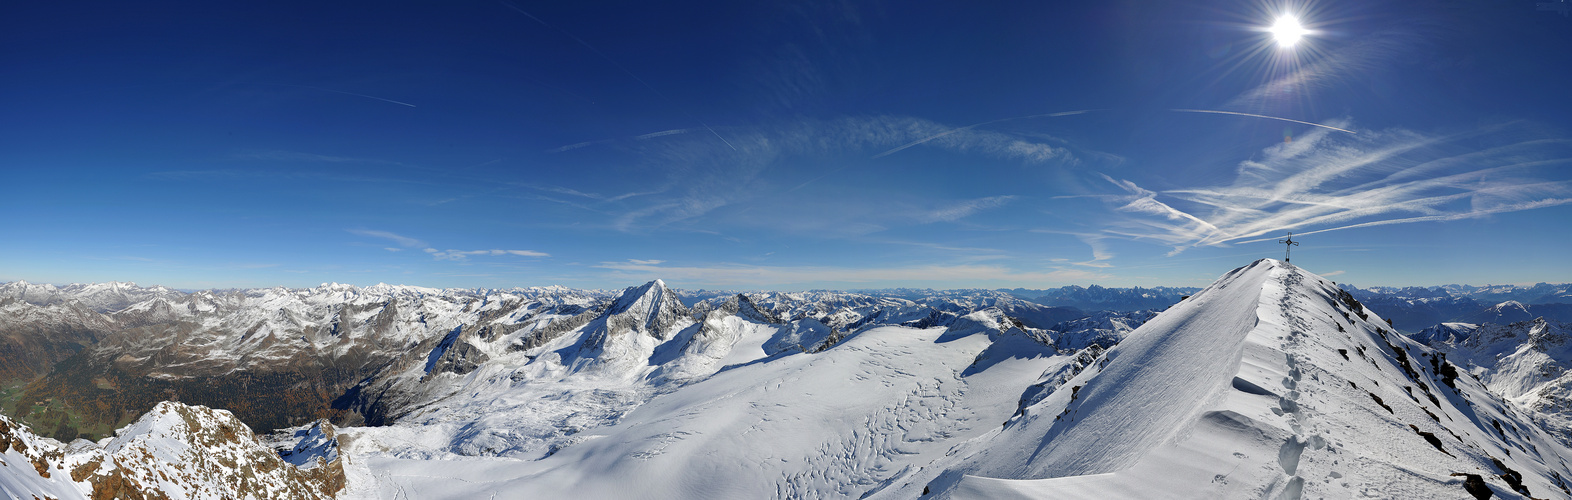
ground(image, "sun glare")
xmin=1269 ymin=15 xmax=1307 ymax=48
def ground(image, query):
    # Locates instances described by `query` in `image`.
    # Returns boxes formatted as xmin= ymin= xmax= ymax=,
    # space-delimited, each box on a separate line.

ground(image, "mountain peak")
xmin=1493 ymin=300 xmax=1528 ymax=311
xmin=937 ymin=259 xmax=1572 ymax=499
xmin=602 ymin=278 xmax=689 ymax=340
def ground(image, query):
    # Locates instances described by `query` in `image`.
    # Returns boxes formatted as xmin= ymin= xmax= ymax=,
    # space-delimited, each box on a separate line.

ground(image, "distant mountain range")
xmin=1339 ymin=282 xmax=1572 ymax=331
xmin=1 ymin=273 xmax=1571 ymax=498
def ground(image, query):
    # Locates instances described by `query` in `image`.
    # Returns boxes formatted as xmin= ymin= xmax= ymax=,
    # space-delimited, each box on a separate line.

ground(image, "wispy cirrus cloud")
xmin=350 ymin=230 xmax=548 ymax=261
xmin=870 ymin=111 xmax=1089 ymax=161
xmin=636 ymin=128 xmax=690 ymax=140
xmin=549 ymin=140 xmax=612 ymax=153
xmin=230 ymin=150 xmax=410 ymax=166
xmin=348 ymin=229 xmax=427 ymax=249
xmin=1030 ymin=229 xmax=1117 ymax=268
xmin=604 ymin=115 xmax=1089 ymax=233
xmin=549 ymin=127 xmax=692 ymax=153
xmin=1091 ymin=123 xmax=1572 ymax=254
xmin=921 ymin=195 xmax=1018 ymax=223
xmin=426 ymin=249 xmax=550 ymax=261
xmin=593 ymin=259 xmax=1108 ymax=287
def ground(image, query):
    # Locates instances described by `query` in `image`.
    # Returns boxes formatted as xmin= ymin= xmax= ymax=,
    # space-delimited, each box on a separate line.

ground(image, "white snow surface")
xmin=934 ymin=259 xmax=1572 ymax=499
xmin=0 ymin=401 xmax=342 ymax=500
xmin=336 ymin=260 xmax=1572 ymax=499
xmin=1416 ymin=318 xmax=1572 ymax=447
xmin=8 ymin=266 xmax=1572 ymax=499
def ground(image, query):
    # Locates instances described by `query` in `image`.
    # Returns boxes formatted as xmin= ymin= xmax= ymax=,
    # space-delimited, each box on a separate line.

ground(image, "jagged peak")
xmin=706 ymin=293 xmax=782 ymax=324
xmin=609 ymin=279 xmax=681 ymax=314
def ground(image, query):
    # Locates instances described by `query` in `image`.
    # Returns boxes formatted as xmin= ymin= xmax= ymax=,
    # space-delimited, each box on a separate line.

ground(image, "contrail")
xmin=501 ymin=1 xmax=737 ymax=151
xmin=871 ymin=110 xmax=1096 ymax=159
xmin=262 ymin=83 xmax=417 ymax=107
xmin=1171 ymin=109 xmax=1354 ymax=134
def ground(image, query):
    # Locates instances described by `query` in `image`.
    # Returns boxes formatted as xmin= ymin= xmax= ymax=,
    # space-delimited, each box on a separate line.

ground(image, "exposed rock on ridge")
xmin=0 ymin=401 xmax=343 ymax=499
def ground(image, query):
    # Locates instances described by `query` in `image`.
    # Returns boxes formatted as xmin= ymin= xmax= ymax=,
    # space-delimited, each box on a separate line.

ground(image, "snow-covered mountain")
xmin=0 ymin=401 xmax=342 ymax=499
xmin=1341 ymin=283 xmax=1572 ymax=331
xmin=6 ymin=265 xmax=1572 ymax=499
xmin=0 ymin=280 xmax=615 ymax=438
xmin=1027 ymin=284 xmax=1199 ymax=312
xmin=1413 ymin=318 xmax=1572 ymax=447
xmin=0 ymin=278 xmax=1134 ymax=442
xmin=328 ymin=260 xmax=1572 ymax=499
xmin=331 ymin=280 xmax=1144 ymax=464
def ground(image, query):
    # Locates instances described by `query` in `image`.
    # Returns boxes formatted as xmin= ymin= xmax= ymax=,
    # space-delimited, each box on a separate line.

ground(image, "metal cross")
xmin=1279 ymin=233 xmax=1300 ymax=263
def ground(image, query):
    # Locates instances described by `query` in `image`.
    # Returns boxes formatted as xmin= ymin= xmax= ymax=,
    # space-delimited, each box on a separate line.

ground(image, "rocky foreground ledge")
xmin=0 ymin=401 xmax=343 ymax=499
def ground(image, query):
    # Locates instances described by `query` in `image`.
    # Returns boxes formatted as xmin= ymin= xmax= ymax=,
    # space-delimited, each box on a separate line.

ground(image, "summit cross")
xmin=1279 ymin=233 xmax=1300 ymax=263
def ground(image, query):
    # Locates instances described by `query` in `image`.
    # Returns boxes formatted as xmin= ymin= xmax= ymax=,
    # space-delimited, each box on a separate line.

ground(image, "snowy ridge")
xmin=331 ymin=281 xmax=1136 ymax=467
xmin=47 ymin=281 xmax=608 ymax=379
xmin=1340 ymin=282 xmax=1572 ymax=331
xmin=8 ymin=269 xmax=1572 ymax=499
xmin=1415 ymin=318 xmax=1572 ymax=447
xmin=0 ymin=402 xmax=343 ymax=499
xmin=932 ymin=259 xmax=1572 ymax=499
xmin=333 ymin=260 xmax=1572 ymax=499
xmin=266 ymin=420 xmax=342 ymax=470
xmin=1 ymin=279 xmax=618 ymax=438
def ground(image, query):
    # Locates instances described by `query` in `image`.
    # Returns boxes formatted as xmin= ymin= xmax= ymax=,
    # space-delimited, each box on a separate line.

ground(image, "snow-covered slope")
xmin=0 ymin=401 xmax=343 ymax=499
xmin=0 ymin=294 xmax=113 ymax=382
xmin=1414 ymin=318 xmax=1572 ymax=448
xmin=9 ymin=267 xmax=1571 ymax=499
xmin=1 ymin=277 xmax=1124 ymax=447
xmin=926 ymin=259 xmax=1572 ymax=499
xmin=12 ymin=281 xmax=614 ymax=436
xmin=334 ymin=260 xmax=1572 ymax=500
xmin=1340 ymin=282 xmax=1572 ymax=331
xmin=330 ymin=281 xmax=1145 ymax=467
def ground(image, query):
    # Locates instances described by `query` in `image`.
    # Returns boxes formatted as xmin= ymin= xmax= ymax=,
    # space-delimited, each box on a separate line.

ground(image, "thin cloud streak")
xmin=789 ymin=115 xmax=1083 ymax=193
xmin=593 ymin=259 xmax=1109 ymax=287
xmin=549 ymin=140 xmax=611 ymax=153
xmin=231 ymin=150 xmax=411 ymax=165
xmin=636 ymin=129 xmax=691 ymax=140
xmin=599 ymin=116 xmax=1095 ymax=234
xmin=921 ymin=195 xmax=1017 ymax=223
xmin=427 ymin=248 xmax=550 ymax=261
xmin=351 ymin=230 xmax=549 ymax=261
xmin=870 ymin=110 xmax=1093 ymax=159
xmin=348 ymin=229 xmax=427 ymax=249
xmin=1029 ymin=229 xmax=1117 ymax=268
xmin=251 ymin=83 xmax=416 ymax=107
xmin=1171 ymin=109 xmax=1355 ymax=134
xmin=1092 ymin=124 xmax=1572 ymax=254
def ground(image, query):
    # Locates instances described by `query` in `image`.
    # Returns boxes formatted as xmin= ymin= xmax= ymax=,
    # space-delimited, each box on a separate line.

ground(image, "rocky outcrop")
xmin=0 ymin=401 xmax=344 ymax=499
xmin=584 ymin=279 xmax=692 ymax=349
xmin=65 ymin=401 xmax=345 ymax=499
xmin=1412 ymin=318 xmax=1572 ymax=446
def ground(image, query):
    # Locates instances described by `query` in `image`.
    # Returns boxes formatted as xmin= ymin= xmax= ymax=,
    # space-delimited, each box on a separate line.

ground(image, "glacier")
xmin=2 ymin=261 xmax=1571 ymax=499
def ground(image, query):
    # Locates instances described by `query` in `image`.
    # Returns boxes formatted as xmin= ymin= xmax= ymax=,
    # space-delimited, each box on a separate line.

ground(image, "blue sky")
xmin=3 ymin=0 xmax=1570 ymax=290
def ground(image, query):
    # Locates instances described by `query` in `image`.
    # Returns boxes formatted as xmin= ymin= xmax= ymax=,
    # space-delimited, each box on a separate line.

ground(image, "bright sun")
xmin=1269 ymin=15 xmax=1307 ymax=48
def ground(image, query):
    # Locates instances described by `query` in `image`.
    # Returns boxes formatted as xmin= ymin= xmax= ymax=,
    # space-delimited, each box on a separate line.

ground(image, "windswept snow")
xmin=930 ymin=259 xmax=1572 ymax=499
xmin=0 ymin=402 xmax=343 ymax=500
xmin=336 ymin=260 xmax=1572 ymax=500
xmin=5 ymin=266 xmax=1572 ymax=499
